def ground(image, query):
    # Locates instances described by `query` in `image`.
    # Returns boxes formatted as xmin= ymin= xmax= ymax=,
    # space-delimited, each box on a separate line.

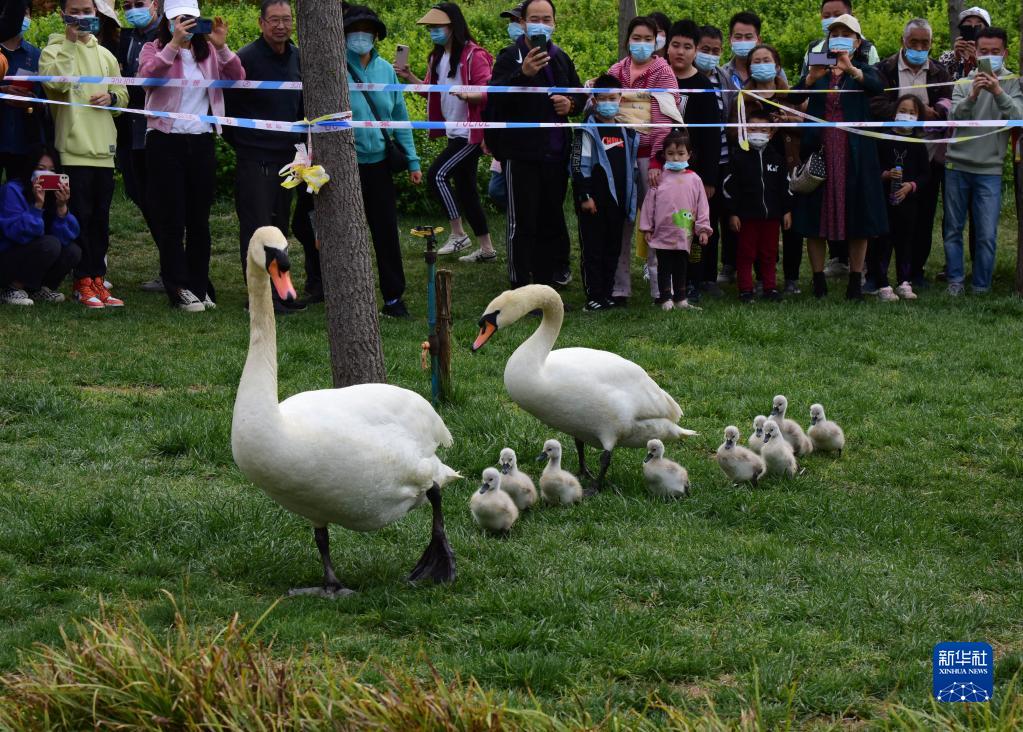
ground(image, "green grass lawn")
xmin=1 ymin=189 xmax=1022 ymax=727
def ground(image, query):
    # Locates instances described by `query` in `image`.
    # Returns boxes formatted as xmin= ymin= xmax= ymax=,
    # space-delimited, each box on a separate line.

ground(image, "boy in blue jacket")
xmin=570 ymin=75 xmax=639 ymax=312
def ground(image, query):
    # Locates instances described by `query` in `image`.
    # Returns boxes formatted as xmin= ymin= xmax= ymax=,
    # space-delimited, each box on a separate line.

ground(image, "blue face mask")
xmin=629 ymin=41 xmax=655 ymax=62
xmin=750 ymin=62 xmax=776 ymax=81
xmin=346 ymin=31 xmax=375 ymax=56
xmin=125 ymin=7 xmax=152 ymax=29
xmin=664 ymin=160 xmax=689 ymax=172
xmin=428 ymin=27 xmax=449 ymax=45
xmin=828 ymin=36 xmax=855 ymax=54
xmin=526 ymin=22 xmax=553 ymax=42
xmin=904 ymin=48 xmax=929 ymax=66
xmin=695 ymin=52 xmax=720 ymax=71
xmin=594 ymin=101 xmax=619 ymax=119
xmin=731 ymin=40 xmax=755 ymax=58
xmin=821 ymin=17 xmax=836 ymax=33
xmin=507 ymin=23 xmax=524 ymax=41
xmin=978 ymin=54 xmax=1004 ymax=73
xmin=169 ymin=20 xmax=192 ymax=41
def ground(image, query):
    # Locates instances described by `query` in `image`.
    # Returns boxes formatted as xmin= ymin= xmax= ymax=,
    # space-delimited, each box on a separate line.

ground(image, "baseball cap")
xmin=958 ymin=6 xmax=991 ymax=27
xmin=165 ymin=0 xmax=200 ymax=20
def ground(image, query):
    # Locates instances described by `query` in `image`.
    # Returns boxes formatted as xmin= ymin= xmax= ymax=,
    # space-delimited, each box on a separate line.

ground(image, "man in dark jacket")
xmin=869 ymin=17 xmax=952 ymax=287
xmin=485 ymin=0 xmax=585 ymax=289
xmin=225 ymin=0 xmax=317 ymax=308
xmin=116 ymin=0 xmax=160 ymax=290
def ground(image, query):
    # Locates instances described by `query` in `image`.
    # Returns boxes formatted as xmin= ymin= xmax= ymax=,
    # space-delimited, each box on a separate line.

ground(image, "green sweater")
xmin=39 ymin=33 xmax=128 ymax=168
xmin=946 ymin=69 xmax=1023 ymax=176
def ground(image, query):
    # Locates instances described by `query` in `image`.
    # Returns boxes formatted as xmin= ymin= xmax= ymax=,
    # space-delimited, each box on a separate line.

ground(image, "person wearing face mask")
xmin=788 ymin=13 xmax=886 ymax=301
xmin=938 ymin=7 xmax=990 ymax=82
xmin=395 ymin=3 xmax=495 ymax=264
xmin=115 ymin=0 xmax=161 ymax=291
xmin=943 ymin=26 xmax=1023 ymax=296
xmin=0 ymin=145 xmax=81 ymax=306
xmin=485 ymin=0 xmax=585 ymax=291
xmin=0 ymin=6 xmax=45 ymax=185
xmin=722 ymin=11 xmax=787 ymax=89
xmin=0 ymin=0 xmax=29 ymax=43
xmin=648 ymin=12 xmax=670 ymax=60
xmin=799 ymin=0 xmax=878 ymax=78
xmin=605 ymin=15 xmax=679 ymax=306
xmin=343 ymin=4 xmax=421 ymax=318
xmin=722 ymin=109 xmax=791 ymax=303
xmin=570 ymin=75 xmax=639 ymax=312
xmin=864 ymin=94 xmax=929 ymax=303
xmin=40 ymin=0 xmax=129 ymax=309
xmin=869 ymin=18 xmax=951 ymax=291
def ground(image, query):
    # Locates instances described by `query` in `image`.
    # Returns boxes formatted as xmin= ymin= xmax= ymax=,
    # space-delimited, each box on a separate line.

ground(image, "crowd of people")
xmin=1 ymin=0 xmax=1021 ymax=313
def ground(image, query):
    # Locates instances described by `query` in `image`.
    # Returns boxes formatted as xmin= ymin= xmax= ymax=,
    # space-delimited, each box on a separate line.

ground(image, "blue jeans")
xmin=488 ymin=168 xmax=507 ymax=211
xmin=942 ymin=168 xmax=1002 ymax=291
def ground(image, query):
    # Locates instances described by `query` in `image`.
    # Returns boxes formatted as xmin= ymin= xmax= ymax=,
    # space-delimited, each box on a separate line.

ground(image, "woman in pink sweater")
xmin=640 ymin=130 xmax=711 ymax=311
xmin=139 ymin=2 xmax=244 ymax=312
xmin=606 ymin=15 xmax=679 ymax=303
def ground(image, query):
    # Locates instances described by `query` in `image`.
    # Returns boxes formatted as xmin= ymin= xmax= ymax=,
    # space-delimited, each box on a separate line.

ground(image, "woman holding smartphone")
xmin=138 ymin=0 xmax=243 ymax=312
xmin=395 ymin=3 xmax=495 ymax=262
xmin=0 ymin=146 xmax=81 ymax=306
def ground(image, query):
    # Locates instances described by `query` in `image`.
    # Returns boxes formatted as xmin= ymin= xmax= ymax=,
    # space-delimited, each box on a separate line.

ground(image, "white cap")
xmin=958 ymin=7 xmax=991 ymax=27
xmin=828 ymin=13 xmax=863 ymax=39
xmin=165 ymin=0 xmax=200 ymax=20
xmin=94 ymin=0 xmax=119 ymax=23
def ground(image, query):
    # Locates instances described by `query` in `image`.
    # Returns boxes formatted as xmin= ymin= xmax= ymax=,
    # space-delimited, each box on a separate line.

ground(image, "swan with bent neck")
xmin=232 ymin=227 xmax=460 ymax=597
xmin=472 ymin=285 xmax=696 ymax=490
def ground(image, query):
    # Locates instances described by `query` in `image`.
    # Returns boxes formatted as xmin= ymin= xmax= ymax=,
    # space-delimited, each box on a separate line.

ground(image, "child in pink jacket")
xmin=639 ymin=130 xmax=712 ymax=311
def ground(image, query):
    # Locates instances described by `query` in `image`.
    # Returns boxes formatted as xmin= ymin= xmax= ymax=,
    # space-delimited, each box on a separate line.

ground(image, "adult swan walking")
xmin=472 ymin=285 xmax=696 ymax=490
xmin=232 ymin=227 xmax=459 ymax=596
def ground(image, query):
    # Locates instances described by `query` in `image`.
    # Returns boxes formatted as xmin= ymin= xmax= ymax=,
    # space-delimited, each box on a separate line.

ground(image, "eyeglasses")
xmin=124 ymin=0 xmax=149 ymax=7
xmin=262 ymin=16 xmax=293 ymax=26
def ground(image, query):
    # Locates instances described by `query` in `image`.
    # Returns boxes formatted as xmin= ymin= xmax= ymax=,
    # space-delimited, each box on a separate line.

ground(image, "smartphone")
xmin=808 ymin=50 xmax=837 ymax=67
xmin=64 ymin=15 xmax=101 ymax=34
xmin=191 ymin=17 xmax=214 ymax=35
xmin=529 ymin=34 xmax=549 ymax=52
xmin=977 ymin=56 xmax=994 ymax=75
xmin=960 ymin=24 xmax=979 ymax=42
xmin=37 ymin=173 xmax=69 ymax=191
xmin=395 ymin=44 xmax=410 ymax=69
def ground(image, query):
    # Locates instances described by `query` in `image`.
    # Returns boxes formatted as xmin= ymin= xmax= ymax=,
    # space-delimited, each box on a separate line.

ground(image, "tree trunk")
xmin=946 ymin=0 xmax=964 ymax=48
xmin=297 ymin=0 xmax=387 ymax=387
xmin=617 ymin=0 xmax=637 ymax=60
xmin=436 ymin=269 xmax=453 ymax=402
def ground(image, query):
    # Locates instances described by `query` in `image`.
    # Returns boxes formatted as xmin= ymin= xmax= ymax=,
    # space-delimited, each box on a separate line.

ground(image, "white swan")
xmin=537 ymin=439 xmax=583 ymax=505
xmin=231 ymin=227 xmax=460 ymax=596
xmin=498 ymin=448 xmax=538 ymax=511
xmin=470 ymin=468 xmax=519 ymax=534
xmin=762 ymin=419 xmax=798 ymax=478
xmin=717 ymin=426 xmax=766 ymax=486
xmin=473 ymin=285 xmax=696 ymax=490
xmin=808 ymin=403 xmax=845 ymax=456
xmin=747 ymin=415 xmax=766 ymax=454
xmin=770 ymin=395 xmax=814 ymax=457
xmin=643 ymin=439 xmax=690 ymax=498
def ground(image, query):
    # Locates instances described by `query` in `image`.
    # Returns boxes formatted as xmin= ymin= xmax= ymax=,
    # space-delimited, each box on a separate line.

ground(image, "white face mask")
xmin=747 ymin=132 xmax=770 ymax=149
xmin=894 ymin=112 xmax=918 ymax=123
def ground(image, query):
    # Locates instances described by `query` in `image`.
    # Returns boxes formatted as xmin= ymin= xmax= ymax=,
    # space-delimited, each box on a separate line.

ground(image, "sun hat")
xmin=417 ymin=8 xmax=452 ymax=25
xmin=828 ymin=13 xmax=863 ymax=39
xmin=342 ymin=4 xmax=387 ymax=40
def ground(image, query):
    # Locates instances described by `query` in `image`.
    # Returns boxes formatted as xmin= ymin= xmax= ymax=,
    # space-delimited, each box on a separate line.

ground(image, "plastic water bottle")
xmin=889 ymin=165 xmax=903 ymax=206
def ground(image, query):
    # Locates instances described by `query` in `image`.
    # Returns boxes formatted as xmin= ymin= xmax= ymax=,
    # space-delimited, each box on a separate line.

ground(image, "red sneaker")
xmin=73 ymin=277 xmax=104 ymax=309
xmin=93 ymin=277 xmax=124 ymax=307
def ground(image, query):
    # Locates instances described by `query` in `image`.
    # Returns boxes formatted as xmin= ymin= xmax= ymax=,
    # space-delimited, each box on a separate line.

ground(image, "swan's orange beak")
xmin=472 ymin=321 xmax=496 ymax=351
xmin=269 ymin=260 xmax=297 ymax=302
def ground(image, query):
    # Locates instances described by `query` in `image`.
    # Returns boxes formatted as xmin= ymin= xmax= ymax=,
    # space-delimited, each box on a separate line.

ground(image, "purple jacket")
xmin=138 ymin=41 xmax=245 ymax=134
xmin=0 ymin=182 xmax=80 ymax=253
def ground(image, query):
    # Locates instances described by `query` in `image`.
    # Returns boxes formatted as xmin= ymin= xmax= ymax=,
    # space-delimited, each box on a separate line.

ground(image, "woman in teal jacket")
xmin=344 ymin=4 xmax=421 ymax=318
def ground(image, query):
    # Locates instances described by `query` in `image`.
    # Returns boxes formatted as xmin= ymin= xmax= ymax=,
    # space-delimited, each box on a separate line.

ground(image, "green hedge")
xmin=23 ymin=1 xmax=1023 ymax=210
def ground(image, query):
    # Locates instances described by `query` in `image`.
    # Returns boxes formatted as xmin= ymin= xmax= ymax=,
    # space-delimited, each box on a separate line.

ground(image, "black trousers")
xmin=705 ymin=164 xmax=735 ymax=281
xmin=64 ymin=165 xmax=114 ymax=279
xmin=235 ymin=156 xmax=295 ymax=273
xmin=358 ymin=160 xmax=405 ymax=303
xmin=505 ymin=159 xmax=569 ymax=288
xmin=427 ymin=138 xmax=488 ymax=236
xmin=577 ymin=192 xmax=624 ymax=302
xmin=655 ymin=248 xmax=689 ymax=302
xmin=0 ymin=236 xmax=81 ymax=291
xmin=146 ymin=132 xmax=216 ymax=301
xmin=116 ymin=143 xmax=157 ymax=241
xmin=782 ymin=227 xmax=802 ymax=282
xmin=292 ymin=186 xmax=321 ymax=291
xmin=868 ymin=200 xmax=917 ymax=288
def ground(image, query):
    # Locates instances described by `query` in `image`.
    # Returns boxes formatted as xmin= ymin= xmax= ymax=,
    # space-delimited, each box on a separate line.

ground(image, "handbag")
xmin=788 ymin=147 xmax=826 ymax=195
xmin=348 ymin=62 xmax=409 ymax=175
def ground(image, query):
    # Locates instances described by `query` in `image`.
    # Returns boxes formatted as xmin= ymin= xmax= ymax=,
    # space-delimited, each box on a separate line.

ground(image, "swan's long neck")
xmin=510 ymin=287 xmax=564 ymax=372
xmin=237 ymin=263 xmax=283 ymax=428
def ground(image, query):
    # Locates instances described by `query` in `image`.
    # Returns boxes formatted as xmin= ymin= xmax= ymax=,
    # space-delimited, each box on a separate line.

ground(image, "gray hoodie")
xmin=946 ymin=68 xmax=1023 ymax=176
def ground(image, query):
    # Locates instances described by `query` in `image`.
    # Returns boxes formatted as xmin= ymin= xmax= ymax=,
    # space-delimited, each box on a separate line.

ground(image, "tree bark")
xmin=297 ymin=0 xmax=387 ymax=387
xmin=946 ymin=0 xmax=964 ymax=48
xmin=617 ymin=0 xmax=637 ymax=61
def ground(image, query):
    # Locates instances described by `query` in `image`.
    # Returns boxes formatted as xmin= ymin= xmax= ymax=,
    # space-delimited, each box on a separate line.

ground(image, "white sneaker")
xmin=103 ymin=279 xmax=114 ymax=291
xmin=203 ymin=295 xmax=217 ymax=310
xmin=877 ymin=286 xmax=900 ymax=302
xmin=660 ymin=300 xmax=674 ymax=311
xmin=824 ymin=258 xmax=850 ymax=278
xmin=642 ymin=262 xmax=650 ymax=282
xmin=895 ymin=281 xmax=917 ymax=300
xmin=173 ymin=288 xmax=205 ymax=312
xmin=436 ymin=234 xmax=471 ymax=255
xmin=458 ymin=248 xmax=498 ymax=263
xmin=716 ymin=265 xmax=735 ymax=284
xmin=29 ymin=286 xmax=65 ymax=303
xmin=674 ymin=299 xmax=702 ymax=311
xmin=0 ymin=287 xmax=33 ymax=306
